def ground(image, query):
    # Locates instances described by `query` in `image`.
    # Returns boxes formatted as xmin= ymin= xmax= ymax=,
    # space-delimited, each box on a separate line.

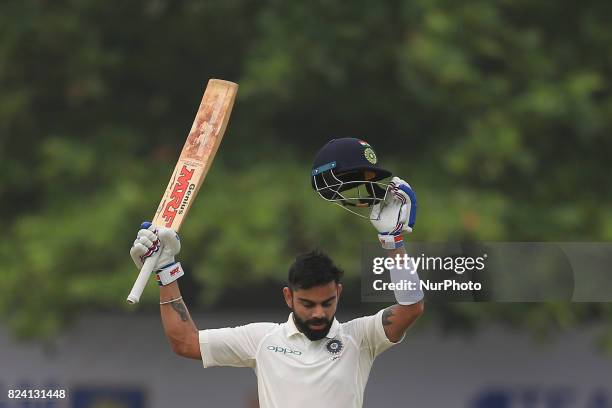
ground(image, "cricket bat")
xmin=127 ymin=79 xmax=238 ymax=304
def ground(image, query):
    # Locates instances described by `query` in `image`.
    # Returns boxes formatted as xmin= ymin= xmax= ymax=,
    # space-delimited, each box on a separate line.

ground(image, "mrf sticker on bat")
xmin=160 ymin=164 xmax=196 ymax=227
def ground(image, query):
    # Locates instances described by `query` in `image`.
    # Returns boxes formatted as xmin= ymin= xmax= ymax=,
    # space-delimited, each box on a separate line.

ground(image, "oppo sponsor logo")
xmin=267 ymin=345 xmax=302 ymax=356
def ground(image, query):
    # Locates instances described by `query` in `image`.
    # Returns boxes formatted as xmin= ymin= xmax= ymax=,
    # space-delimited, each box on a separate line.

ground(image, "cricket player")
xmin=130 ymin=138 xmax=424 ymax=407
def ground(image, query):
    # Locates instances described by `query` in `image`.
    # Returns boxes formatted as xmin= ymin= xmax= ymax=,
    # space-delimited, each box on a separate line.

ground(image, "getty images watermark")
xmin=361 ymin=242 xmax=612 ymax=303
xmin=371 ymin=253 xmax=487 ymax=293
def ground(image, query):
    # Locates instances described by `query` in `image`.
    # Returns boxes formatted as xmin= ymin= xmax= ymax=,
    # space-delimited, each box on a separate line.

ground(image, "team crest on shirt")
xmin=325 ymin=339 xmax=343 ymax=355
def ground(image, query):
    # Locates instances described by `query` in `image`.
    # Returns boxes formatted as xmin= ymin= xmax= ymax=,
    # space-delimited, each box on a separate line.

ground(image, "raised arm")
xmin=380 ymin=246 xmax=424 ymax=343
xmin=371 ymin=177 xmax=424 ymax=343
xmin=131 ymin=222 xmax=201 ymax=360
xmin=159 ymin=282 xmax=201 ymax=359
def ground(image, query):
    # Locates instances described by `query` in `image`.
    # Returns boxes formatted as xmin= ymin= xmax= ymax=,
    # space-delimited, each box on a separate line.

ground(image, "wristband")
xmin=388 ymin=256 xmax=424 ymax=305
xmin=155 ymin=262 xmax=184 ymax=286
xmin=378 ymin=234 xmax=404 ymax=250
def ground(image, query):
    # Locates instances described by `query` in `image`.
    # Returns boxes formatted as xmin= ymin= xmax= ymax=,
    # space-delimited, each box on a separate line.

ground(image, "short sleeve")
xmin=344 ymin=309 xmax=402 ymax=359
xmin=199 ymin=323 xmax=277 ymax=368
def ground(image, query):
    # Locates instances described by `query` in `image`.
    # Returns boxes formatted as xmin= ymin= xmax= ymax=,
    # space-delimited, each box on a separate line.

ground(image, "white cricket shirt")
xmin=199 ymin=309 xmax=401 ymax=408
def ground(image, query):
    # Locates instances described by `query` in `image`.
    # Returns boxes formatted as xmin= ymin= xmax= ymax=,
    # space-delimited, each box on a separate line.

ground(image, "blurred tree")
xmin=1 ymin=0 xmax=611 ymax=347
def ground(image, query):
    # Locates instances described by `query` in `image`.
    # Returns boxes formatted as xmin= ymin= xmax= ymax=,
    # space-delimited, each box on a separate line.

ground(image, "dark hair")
xmin=288 ymin=249 xmax=344 ymax=290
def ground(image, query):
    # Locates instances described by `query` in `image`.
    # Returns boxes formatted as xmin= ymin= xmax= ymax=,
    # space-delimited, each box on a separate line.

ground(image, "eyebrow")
xmin=297 ymin=296 xmax=336 ymax=305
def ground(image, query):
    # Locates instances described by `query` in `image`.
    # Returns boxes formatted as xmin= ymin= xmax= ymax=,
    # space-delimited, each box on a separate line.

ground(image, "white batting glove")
xmin=130 ymin=221 xmax=185 ymax=286
xmin=370 ymin=177 xmax=417 ymax=249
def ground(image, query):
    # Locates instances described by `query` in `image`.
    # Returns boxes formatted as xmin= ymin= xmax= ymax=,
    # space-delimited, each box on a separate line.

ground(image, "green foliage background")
xmin=1 ymin=1 xmax=611 ymax=344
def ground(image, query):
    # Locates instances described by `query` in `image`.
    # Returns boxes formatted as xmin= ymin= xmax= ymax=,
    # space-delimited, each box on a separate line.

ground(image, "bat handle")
xmin=127 ymin=250 xmax=161 ymax=304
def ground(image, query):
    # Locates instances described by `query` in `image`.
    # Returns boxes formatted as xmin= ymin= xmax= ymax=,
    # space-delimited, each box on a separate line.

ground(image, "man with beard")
xmin=130 ymin=138 xmax=424 ymax=408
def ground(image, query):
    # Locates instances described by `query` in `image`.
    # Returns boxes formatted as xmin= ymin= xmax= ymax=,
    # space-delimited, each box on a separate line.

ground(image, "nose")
xmin=312 ymin=306 xmax=325 ymax=320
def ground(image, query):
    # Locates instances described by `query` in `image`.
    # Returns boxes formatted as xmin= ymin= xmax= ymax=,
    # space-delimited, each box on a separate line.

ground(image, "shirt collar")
xmin=285 ymin=313 xmax=340 ymax=339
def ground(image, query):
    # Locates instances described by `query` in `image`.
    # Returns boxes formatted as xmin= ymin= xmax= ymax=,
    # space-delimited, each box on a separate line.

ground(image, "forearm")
xmin=160 ymin=282 xmax=201 ymax=359
xmin=382 ymin=302 xmax=424 ymax=342
xmin=387 ymin=246 xmax=424 ymax=306
xmin=387 ymin=246 xmax=406 ymax=260
xmin=370 ymin=176 xmax=422 ymax=341
xmin=382 ymin=246 xmax=425 ymax=342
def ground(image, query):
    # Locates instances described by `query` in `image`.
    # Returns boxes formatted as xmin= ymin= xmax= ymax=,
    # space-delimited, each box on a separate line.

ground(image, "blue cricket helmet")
xmin=311 ymin=138 xmax=392 ymax=211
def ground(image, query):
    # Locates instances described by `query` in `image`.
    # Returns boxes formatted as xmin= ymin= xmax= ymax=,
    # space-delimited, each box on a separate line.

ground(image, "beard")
xmin=292 ymin=310 xmax=334 ymax=341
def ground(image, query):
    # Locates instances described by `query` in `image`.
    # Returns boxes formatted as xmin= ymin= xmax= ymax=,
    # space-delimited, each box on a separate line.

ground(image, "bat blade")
xmin=127 ymin=79 xmax=238 ymax=304
xmin=154 ymin=79 xmax=238 ymax=231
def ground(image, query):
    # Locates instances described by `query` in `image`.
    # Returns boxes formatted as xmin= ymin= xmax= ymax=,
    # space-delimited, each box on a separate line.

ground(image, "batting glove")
xmin=370 ymin=177 xmax=417 ymax=249
xmin=130 ymin=221 xmax=185 ymax=286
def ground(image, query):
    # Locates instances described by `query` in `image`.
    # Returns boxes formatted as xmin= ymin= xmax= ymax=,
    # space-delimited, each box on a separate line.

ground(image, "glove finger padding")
xmin=130 ymin=228 xmax=161 ymax=269
xmin=144 ymin=226 xmax=180 ymax=270
xmin=392 ymin=200 xmax=408 ymax=235
xmin=399 ymin=186 xmax=417 ymax=230
xmin=389 ymin=177 xmax=417 ymax=229
xmin=137 ymin=228 xmax=158 ymax=243
xmin=371 ymin=177 xmax=418 ymax=249
xmin=130 ymin=243 xmax=148 ymax=269
xmin=154 ymin=227 xmax=184 ymax=286
xmin=157 ymin=227 xmax=181 ymax=260
xmin=130 ymin=223 xmax=180 ymax=270
xmin=370 ymin=202 xmax=382 ymax=221
xmin=134 ymin=234 xmax=155 ymax=249
xmin=390 ymin=189 xmax=412 ymax=233
xmin=129 ymin=222 xmax=184 ymax=286
xmin=371 ymin=184 xmax=407 ymax=234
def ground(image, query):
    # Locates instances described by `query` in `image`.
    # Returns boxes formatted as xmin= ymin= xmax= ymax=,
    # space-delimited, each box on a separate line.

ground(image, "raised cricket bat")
xmin=127 ymin=79 xmax=238 ymax=304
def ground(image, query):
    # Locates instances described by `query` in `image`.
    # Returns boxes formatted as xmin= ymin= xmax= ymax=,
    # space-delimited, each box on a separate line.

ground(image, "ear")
xmin=282 ymin=286 xmax=293 ymax=309
xmin=337 ymin=283 xmax=343 ymax=299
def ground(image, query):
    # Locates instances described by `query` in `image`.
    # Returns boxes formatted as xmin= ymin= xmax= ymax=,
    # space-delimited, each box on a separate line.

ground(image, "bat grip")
xmin=127 ymin=250 xmax=161 ymax=304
